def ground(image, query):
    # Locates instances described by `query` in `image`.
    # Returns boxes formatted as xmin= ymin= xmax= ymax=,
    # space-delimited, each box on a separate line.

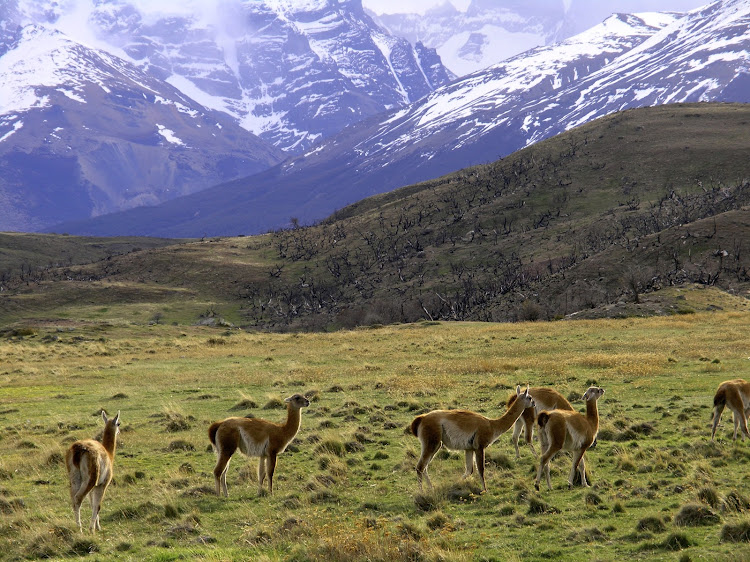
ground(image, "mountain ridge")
xmin=53 ymin=1 xmax=750 ymax=238
xmin=10 ymin=0 xmax=453 ymax=153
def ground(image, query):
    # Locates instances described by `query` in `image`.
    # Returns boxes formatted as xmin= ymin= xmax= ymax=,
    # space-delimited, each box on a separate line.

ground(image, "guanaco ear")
xmin=114 ymin=411 xmax=121 ymax=425
xmin=516 ymin=385 xmax=521 ymax=395
xmin=524 ymin=384 xmax=530 ymax=395
xmin=101 ymin=410 xmax=108 ymax=423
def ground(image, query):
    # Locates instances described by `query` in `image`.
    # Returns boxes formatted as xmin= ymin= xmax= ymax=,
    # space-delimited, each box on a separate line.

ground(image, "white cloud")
xmin=363 ymin=0 xmax=708 ymax=16
xmin=363 ymin=0 xmax=471 ymax=15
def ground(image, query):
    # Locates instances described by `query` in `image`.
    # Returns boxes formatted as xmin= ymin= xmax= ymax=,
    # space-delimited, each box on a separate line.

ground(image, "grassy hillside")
xmin=2 ymin=315 xmax=750 ymax=560
xmin=1 ymin=103 xmax=750 ymax=330
xmin=0 ymin=233 xmax=184 ymax=285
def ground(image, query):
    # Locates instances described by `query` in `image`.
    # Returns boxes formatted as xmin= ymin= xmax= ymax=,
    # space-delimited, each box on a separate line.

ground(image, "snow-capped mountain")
xmin=343 ymin=10 xmax=684 ymax=175
xmin=0 ymin=23 xmax=283 ymax=232
xmin=369 ymin=0 xmax=700 ymax=77
xmin=371 ymin=0 xmax=555 ymax=76
xmin=11 ymin=0 xmax=453 ymax=153
xmin=52 ymin=0 xmax=750 ymax=238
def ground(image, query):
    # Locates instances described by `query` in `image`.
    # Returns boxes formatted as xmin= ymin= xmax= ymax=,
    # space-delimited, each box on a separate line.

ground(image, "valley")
xmin=1 ymin=313 xmax=750 ymax=559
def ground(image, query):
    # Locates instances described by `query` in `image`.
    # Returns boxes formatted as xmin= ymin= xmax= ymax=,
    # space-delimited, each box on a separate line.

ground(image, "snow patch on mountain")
xmin=436 ymin=25 xmax=544 ymax=75
xmin=353 ymin=11 xmax=683 ymax=162
xmin=12 ymin=0 xmax=453 ymax=153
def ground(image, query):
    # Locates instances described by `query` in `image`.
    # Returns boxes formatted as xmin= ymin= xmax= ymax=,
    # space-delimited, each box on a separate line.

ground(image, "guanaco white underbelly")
xmin=238 ymin=430 xmax=269 ymax=457
xmin=440 ymin=422 xmax=477 ymax=450
xmin=564 ymin=426 xmax=587 ymax=451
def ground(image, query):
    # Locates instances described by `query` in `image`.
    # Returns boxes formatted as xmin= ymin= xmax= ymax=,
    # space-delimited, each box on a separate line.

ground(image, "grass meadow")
xmin=2 ymin=308 xmax=750 ymax=560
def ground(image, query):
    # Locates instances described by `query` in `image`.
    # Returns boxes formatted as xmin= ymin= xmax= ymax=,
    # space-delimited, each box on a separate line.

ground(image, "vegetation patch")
xmin=720 ymin=521 xmax=750 ymax=543
xmin=674 ymin=504 xmax=721 ymax=527
xmin=660 ymin=532 xmax=692 ymax=551
xmin=637 ymin=516 xmax=666 ymax=533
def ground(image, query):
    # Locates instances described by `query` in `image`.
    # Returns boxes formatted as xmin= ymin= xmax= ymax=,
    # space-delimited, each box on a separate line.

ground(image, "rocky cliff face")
xmin=0 ymin=24 xmax=283 ymax=231
xmin=18 ymin=0 xmax=453 ymax=153
xmin=1 ymin=0 xmax=454 ymax=231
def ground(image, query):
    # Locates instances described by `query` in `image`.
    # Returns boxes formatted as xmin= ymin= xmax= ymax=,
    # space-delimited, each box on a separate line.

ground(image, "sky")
xmin=362 ymin=0 xmax=709 ymax=16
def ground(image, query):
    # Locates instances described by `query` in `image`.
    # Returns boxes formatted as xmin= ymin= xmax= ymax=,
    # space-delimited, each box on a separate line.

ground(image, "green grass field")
xmin=2 ymin=311 xmax=750 ymax=560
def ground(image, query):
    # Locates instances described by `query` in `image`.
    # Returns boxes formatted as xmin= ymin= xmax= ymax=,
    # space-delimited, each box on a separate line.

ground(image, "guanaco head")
xmin=285 ymin=394 xmax=311 ymax=409
xmin=582 ymin=387 xmax=605 ymax=402
xmin=102 ymin=410 xmax=121 ymax=435
xmin=516 ymin=385 xmax=535 ymax=410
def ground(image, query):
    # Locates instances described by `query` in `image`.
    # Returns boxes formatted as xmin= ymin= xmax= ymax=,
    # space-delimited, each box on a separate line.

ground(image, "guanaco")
xmin=711 ymin=379 xmax=750 ymax=441
xmin=65 ymin=410 xmax=120 ymax=532
xmin=535 ymin=386 xmax=605 ymax=491
xmin=507 ymin=387 xmax=574 ymax=457
xmin=209 ymin=393 xmax=310 ymax=496
xmin=411 ymin=385 xmax=535 ymax=491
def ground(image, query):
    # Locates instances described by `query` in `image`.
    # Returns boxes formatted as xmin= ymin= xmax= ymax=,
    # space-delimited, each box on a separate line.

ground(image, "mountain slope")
xmin=54 ymin=3 xmax=750 ymax=238
xmin=6 ymin=104 xmax=750 ymax=329
xmin=0 ymin=24 xmax=283 ymax=232
xmin=13 ymin=0 xmax=453 ymax=153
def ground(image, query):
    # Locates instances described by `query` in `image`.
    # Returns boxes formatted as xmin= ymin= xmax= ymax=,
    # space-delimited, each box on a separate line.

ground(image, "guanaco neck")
xmin=585 ymin=399 xmax=600 ymax=432
xmin=282 ymin=405 xmax=303 ymax=439
xmin=101 ymin=425 xmax=118 ymax=459
xmin=490 ymin=397 xmax=527 ymax=436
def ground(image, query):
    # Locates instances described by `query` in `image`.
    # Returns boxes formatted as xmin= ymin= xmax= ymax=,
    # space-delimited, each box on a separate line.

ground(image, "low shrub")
xmin=674 ymin=504 xmax=720 ymax=527
xmin=720 ymin=521 xmax=750 ymax=542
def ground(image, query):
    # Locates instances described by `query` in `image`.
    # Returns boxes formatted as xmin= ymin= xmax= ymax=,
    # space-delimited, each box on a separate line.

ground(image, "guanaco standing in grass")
xmin=711 ymin=379 xmax=750 ymax=441
xmin=507 ymin=387 xmax=574 ymax=458
xmin=209 ymin=393 xmax=310 ymax=496
xmin=535 ymin=386 xmax=604 ymax=491
xmin=410 ymin=385 xmax=535 ymax=492
xmin=65 ymin=410 xmax=120 ymax=532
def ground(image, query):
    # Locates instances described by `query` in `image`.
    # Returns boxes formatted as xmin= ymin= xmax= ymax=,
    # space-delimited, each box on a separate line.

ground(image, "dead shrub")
xmin=229 ymin=399 xmax=257 ymax=411
xmin=661 ymin=533 xmax=692 ymax=551
xmin=414 ymin=492 xmax=442 ymax=512
xmin=674 ymin=504 xmax=720 ymax=527
xmin=315 ymin=438 xmax=346 ymax=457
xmin=69 ymin=539 xmax=99 ymax=555
xmin=723 ymin=491 xmax=750 ymax=513
xmin=637 ymin=516 xmax=666 ymax=533
xmin=166 ymin=440 xmax=195 ymax=452
xmin=445 ymin=481 xmax=482 ymax=503
xmin=528 ymin=497 xmax=559 ymax=515
xmin=697 ymin=486 xmax=720 ymax=508
xmin=720 ymin=521 xmax=750 ymax=543
xmin=585 ymin=492 xmax=603 ymax=506
xmin=567 ymin=527 xmax=607 ymax=543
xmin=426 ymin=512 xmax=450 ymax=530
xmin=263 ymin=397 xmax=285 ymax=409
